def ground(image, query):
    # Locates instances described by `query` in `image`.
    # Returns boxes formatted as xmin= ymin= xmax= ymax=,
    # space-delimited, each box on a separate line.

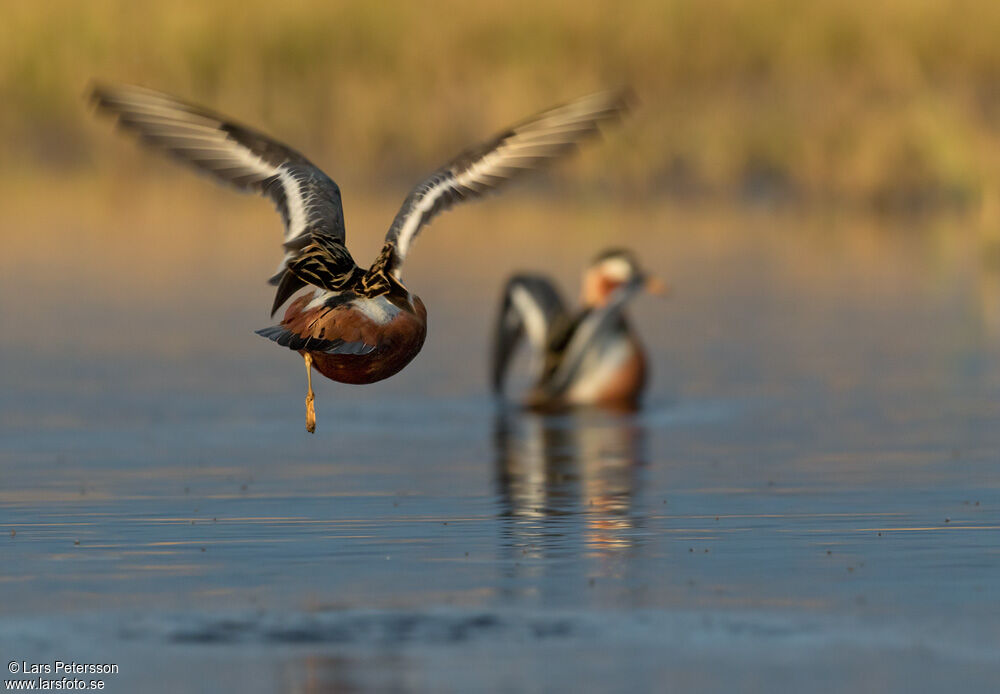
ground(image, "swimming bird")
xmin=90 ymin=84 xmax=630 ymax=432
xmin=491 ymin=249 xmax=666 ymax=411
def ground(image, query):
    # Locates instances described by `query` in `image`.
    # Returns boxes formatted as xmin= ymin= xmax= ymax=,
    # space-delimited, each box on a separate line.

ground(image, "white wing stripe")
xmin=93 ymin=83 xmax=352 ymax=312
xmin=385 ymin=90 xmax=629 ymax=273
xmin=510 ymin=285 xmax=550 ymax=350
xmin=276 ymin=167 xmax=309 ymax=243
xmin=510 ymin=284 xmax=552 ymax=383
xmin=395 ymin=177 xmax=452 ymax=258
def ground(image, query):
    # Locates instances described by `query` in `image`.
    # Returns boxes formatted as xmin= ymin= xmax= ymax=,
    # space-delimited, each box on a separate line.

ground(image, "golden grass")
xmin=7 ymin=0 xmax=1000 ymax=208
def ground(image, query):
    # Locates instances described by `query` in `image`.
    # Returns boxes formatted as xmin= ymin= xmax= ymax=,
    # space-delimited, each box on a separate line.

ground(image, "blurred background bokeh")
xmin=9 ymin=0 xmax=1000 ymax=211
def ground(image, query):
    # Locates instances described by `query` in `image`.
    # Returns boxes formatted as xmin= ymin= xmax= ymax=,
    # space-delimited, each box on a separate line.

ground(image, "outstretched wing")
xmin=491 ymin=274 xmax=568 ymax=395
xmin=380 ymin=89 xmax=632 ymax=279
xmin=89 ymin=83 xmax=355 ymax=314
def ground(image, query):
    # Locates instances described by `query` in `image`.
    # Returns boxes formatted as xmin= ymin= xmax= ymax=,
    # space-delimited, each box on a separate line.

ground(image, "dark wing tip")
xmin=255 ymin=325 xmax=375 ymax=355
xmin=270 ymin=271 xmax=306 ymax=317
xmin=608 ymin=85 xmax=638 ymax=113
xmin=86 ymin=78 xmax=114 ymax=101
xmin=86 ymin=80 xmax=121 ymax=117
xmin=85 ymin=80 xmax=104 ymax=104
xmin=255 ymin=326 xmax=285 ymax=340
xmin=255 ymin=325 xmax=307 ymax=350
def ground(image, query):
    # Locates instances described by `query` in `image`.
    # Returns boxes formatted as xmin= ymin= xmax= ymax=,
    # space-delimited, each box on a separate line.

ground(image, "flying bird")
xmin=90 ymin=83 xmax=630 ymax=432
xmin=492 ymin=249 xmax=666 ymax=411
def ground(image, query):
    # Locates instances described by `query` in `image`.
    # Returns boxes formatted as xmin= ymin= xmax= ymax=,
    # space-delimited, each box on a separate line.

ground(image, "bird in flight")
xmin=91 ymin=83 xmax=629 ymax=432
xmin=492 ymin=249 xmax=666 ymax=411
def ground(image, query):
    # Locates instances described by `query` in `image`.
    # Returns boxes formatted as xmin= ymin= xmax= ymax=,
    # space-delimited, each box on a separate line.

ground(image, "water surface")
xmin=2 ymin=190 xmax=999 ymax=691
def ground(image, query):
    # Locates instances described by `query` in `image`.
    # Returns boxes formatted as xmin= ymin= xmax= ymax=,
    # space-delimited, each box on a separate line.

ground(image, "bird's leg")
xmin=303 ymin=353 xmax=316 ymax=434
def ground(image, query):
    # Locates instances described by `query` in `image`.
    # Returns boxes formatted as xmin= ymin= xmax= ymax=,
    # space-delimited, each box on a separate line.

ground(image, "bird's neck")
xmin=581 ymin=271 xmax=621 ymax=308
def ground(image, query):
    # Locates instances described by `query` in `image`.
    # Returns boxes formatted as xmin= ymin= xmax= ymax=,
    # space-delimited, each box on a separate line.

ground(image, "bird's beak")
xmin=644 ymin=276 xmax=670 ymax=296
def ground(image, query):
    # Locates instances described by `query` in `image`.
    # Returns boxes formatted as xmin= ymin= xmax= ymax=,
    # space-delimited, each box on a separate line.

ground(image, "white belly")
xmin=563 ymin=338 xmax=636 ymax=404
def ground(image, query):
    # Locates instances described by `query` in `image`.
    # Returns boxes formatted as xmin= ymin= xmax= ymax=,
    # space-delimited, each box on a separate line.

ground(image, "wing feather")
xmin=254 ymin=325 xmax=376 ymax=355
xmin=491 ymin=274 xmax=567 ymax=395
xmin=90 ymin=83 xmax=355 ymax=311
xmin=381 ymin=89 xmax=632 ymax=277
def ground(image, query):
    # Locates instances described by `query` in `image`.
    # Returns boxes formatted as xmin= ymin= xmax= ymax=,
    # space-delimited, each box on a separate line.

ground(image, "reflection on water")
xmin=494 ymin=409 xmax=647 ymax=562
xmin=289 ymin=653 xmax=405 ymax=694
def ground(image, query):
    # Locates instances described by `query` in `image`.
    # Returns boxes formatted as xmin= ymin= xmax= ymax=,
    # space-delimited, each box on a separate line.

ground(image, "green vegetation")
xmin=6 ymin=0 xmax=1000 ymax=209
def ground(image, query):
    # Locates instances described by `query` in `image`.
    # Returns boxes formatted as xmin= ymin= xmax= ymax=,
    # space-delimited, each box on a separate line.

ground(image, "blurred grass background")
xmin=6 ymin=0 xmax=1000 ymax=212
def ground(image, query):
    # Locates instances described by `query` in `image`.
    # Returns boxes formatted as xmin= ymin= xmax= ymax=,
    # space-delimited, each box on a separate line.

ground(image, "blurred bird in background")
xmin=492 ymin=249 xmax=667 ymax=412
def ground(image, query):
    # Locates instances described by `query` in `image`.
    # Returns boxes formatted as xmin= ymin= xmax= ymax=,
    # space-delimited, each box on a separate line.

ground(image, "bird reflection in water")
xmin=494 ymin=408 xmax=648 ymax=564
xmin=287 ymin=653 xmax=405 ymax=693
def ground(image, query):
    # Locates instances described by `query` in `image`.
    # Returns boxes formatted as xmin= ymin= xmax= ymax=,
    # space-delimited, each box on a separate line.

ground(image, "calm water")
xmin=2 ymin=190 xmax=999 ymax=692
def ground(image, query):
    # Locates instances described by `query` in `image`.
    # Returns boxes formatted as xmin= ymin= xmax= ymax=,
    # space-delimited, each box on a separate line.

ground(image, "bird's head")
xmin=580 ymin=248 xmax=668 ymax=308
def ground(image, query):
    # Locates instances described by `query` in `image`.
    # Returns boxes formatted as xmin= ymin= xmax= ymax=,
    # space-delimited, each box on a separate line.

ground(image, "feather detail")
xmin=491 ymin=274 xmax=567 ymax=394
xmin=90 ymin=83 xmax=354 ymax=314
xmin=254 ymin=325 xmax=375 ymax=355
xmin=379 ymin=88 xmax=632 ymax=279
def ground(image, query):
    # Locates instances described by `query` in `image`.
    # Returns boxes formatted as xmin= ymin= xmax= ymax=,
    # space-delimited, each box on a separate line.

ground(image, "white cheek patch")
xmin=599 ymin=257 xmax=633 ymax=282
